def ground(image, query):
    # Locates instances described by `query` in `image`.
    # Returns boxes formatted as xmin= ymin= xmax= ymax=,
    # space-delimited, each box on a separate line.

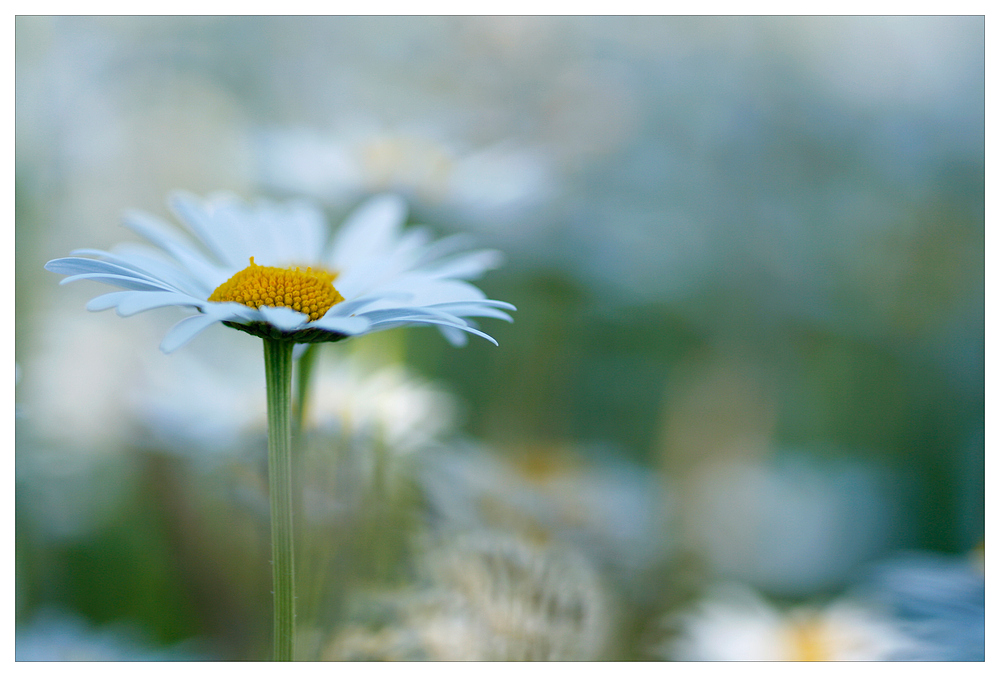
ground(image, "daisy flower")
xmin=44 ymin=189 xmax=514 ymax=661
xmin=659 ymin=582 xmax=920 ymax=661
xmin=45 ymin=191 xmax=514 ymax=353
xmin=255 ymin=124 xmax=554 ymax=226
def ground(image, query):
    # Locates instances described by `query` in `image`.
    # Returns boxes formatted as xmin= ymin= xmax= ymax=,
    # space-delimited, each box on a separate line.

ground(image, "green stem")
xmin=294 ymin=343 xmax=319 ymax=432
xmin=264 ymin=338 xmax=296 ymax=661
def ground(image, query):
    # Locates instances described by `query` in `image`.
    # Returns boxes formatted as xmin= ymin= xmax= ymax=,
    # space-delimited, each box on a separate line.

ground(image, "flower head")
xmin=45 ymin=192 xmax=514 ymax=352
xmin=659 ymin=582 xmax=920 ymax=661
xmin=323 ymin=531 xmax=614 ymax=661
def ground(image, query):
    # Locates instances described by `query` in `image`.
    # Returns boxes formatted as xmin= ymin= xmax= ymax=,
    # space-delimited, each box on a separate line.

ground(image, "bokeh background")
xmin=15 ymin=16 xmax=984 ymax=660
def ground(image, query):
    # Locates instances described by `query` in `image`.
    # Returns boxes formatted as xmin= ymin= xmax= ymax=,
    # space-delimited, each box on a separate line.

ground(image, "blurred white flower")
xmin=307 ymin=356 xmax=457 ymax=455
xmin=296 ymin=355 xmax=459 ymax=525
xmin=660 ymin=583 xmax=919 ymax=661
xmin=324 ymin=530 xmax=614 ymax=661
xmin=132 ymin=337 xmax=457 ymax=465
xmin=254 ymin=124 xmax=555 ymax=226
xmin=419 ymin=443 xmax=672 ymax=585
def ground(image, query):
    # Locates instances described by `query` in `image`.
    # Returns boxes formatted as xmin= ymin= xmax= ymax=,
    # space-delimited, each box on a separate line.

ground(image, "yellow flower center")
xmin=208 ymin=257 xmax=344 ymax=321
xmin=785 ymin=614 xmax=830 ymax=661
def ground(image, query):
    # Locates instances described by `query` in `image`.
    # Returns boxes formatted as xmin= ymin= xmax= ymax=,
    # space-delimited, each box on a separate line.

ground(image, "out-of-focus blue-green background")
xmin=15 ymin=16 xmax=983 ymax=660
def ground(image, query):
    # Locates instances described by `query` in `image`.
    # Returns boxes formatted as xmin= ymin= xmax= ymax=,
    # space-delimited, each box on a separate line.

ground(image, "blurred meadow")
xmin=15 ymin=16 xmax=984 ymax=660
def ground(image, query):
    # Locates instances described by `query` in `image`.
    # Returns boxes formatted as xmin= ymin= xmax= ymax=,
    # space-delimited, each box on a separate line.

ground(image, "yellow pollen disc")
xmin=786 ymin=614 xmax=830 ymax=661
xmin=209 ymin=257 xmax=344 ymax=322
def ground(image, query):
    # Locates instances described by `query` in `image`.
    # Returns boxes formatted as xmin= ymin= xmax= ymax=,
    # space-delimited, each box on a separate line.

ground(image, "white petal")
xmin=260 ymin=199 xmax=327 ymax=265
xmin=310 ymin=314 xmax=371 ymax=335
xmin=423 ymin=249 xmax=505 ymax=280
xmin=412 ymin=232 xmax=478 ymax=266
xmin=160 ymin=313 xmax=225 ymax=353
xmin=46 ymin=257 xmax=167 ymax=285
xmin=437 ymin=324 xmax=470 ymax=347
xmin=427 ymin=303 xmax=514 ymax=322
xmin=48 ymin=256 xmax=192 ymax=296
xmin=359 ymin=306 xmax=471 ymax=326
xmin=322 ymin=292 xmax=414 ymax=318
xmin=86 ymin=290 xmax=140 ymax=312
xmin=435 ymin=299 xmax=517 ymax=312
xmin=332 ymin=229 xmax=431 ymax=298
xmin=113 ymin=247 xmax=218 ymax=297
xmin=70 ymin=248 xmax=160 ymax=275
xmin=365 ymin=315 xmax=499 ymax=346
xmin=168 ymin=191 xmax=241 ymax=266
xmin=116 ymin=291 xmax=206 ymax=317
xmin=213 ymin=302 xmax=261 ymax=323
xmin=257 ymin=305 xmax=309 ymax=331
xmin=122 ymin=210 xmax=222 ymax=283
xmin=59 ymin=272 xmax=176 ymax=292
xmin=84 ymin=289 xmax=204 ymax=317
xmin=74 ymin=246 xmax=214 ymax=298
xmin=328 ymin=194 xmax=407 ymax=269
xmin=170 ymin=192 xmax=329 ymax=270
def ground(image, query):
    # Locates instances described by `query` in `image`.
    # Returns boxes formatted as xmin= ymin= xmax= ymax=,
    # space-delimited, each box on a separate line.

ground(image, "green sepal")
xmin=223 ymin=320 xmax=350 ymax=344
